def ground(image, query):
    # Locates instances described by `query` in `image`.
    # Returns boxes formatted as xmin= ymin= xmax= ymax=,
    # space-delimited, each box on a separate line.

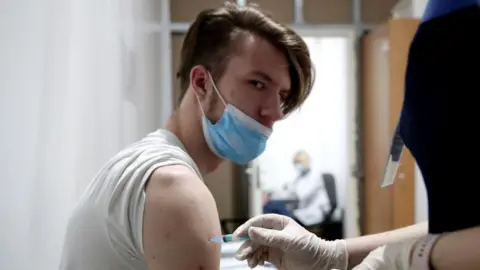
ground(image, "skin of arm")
xmin=143 ymin=165 xmax=222 ymax=270
xmin=430 ymin=226 xmax=480 ymax=270
xmin=345 ymin=221 xmax=428 ymax=269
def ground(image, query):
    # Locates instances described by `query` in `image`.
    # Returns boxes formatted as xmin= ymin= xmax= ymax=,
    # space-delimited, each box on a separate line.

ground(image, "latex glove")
xmin=233 ymin=214 xmax=348 ymax=270
xmin=352 ymin=238 xmax=419 ymax=270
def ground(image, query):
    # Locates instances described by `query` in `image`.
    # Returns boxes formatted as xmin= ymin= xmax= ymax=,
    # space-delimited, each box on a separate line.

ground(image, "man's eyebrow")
xmin=249 ymin=70 xmax=273 ymax=83
xmin=248 ymin=70 xmax=291 ymax=92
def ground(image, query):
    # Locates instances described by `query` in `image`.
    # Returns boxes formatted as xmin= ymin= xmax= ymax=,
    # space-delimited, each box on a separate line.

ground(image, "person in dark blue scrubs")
xmin=401 ymin=0 xmax=480 ymax=235
xmin=234 ymin=1 xmax=480 ymax=269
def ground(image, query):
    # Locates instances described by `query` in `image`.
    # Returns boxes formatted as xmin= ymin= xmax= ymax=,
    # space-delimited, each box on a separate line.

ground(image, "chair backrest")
xmin=322 ymin=173 xmax=338 ymax=219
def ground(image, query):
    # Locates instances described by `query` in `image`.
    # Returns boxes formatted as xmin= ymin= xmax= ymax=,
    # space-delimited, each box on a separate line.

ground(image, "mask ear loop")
xmin=195 ymin=94 xmax=206 ymax=115
xmin=207 ymin=72 xmax=227 ymax=107
xmin=195 ymin=72 xmax=223 ymax=158
xmin=195 ymin=71 xmax=227 ymax=116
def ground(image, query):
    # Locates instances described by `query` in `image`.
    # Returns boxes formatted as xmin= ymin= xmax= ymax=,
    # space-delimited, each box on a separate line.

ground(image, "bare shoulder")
xmin=146 ymin=164 xmax=213 ymax=201
xmin=143 ymin=165 xmax=221 ymax=270
xmin=144 ymin=165 xmax=218 ymax=229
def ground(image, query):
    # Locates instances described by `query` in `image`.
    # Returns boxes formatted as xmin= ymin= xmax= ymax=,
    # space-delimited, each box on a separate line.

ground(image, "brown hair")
xmin=176 ymin=2 xmax=314 ymax=115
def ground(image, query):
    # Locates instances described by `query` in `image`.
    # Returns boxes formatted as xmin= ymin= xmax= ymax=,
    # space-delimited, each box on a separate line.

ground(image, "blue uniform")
xmin=400 ymin=0 xmax=480 ymax=233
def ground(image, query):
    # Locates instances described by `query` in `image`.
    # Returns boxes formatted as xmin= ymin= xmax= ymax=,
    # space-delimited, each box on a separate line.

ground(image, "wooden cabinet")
xmin=361 ymin=18 xmax=419 ymax=234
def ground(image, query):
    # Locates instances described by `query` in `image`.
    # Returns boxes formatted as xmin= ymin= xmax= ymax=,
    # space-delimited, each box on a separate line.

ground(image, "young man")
xmin=58 ymin=3 xmax=314 ymax=270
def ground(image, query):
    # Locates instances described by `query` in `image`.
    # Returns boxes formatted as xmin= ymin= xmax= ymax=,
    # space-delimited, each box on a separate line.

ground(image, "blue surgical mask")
xmin=295 ymin=163 xmax=304 ymax=172
xmin=198 ymin=73 xmax=272 ymax=165
xmin=295 ymin=163 xmax=310 ymax=175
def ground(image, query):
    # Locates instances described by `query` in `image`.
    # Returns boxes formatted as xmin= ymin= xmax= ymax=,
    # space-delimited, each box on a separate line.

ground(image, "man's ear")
xmin=189 ymin=65 xmax=209 ymax=100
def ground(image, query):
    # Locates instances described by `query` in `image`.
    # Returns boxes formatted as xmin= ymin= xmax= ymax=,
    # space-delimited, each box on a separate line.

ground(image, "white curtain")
xmin=0 ymin=0 xmax=169 ymax=269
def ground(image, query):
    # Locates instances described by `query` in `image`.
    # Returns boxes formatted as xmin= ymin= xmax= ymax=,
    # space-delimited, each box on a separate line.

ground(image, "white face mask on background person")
xmin=295 ymin=163 xmax=305 ymax=173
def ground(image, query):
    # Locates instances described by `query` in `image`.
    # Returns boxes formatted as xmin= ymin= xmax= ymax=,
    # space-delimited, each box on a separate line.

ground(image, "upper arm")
xmin=143 ymin=165 xmax=222 ymax=270
xmin=431 ymin=226 xmax=480 ymax=270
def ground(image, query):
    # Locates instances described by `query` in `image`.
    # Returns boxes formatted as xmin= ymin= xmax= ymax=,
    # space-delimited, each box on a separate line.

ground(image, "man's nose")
xmin=260 ymin=95 xmax=284 ymax=127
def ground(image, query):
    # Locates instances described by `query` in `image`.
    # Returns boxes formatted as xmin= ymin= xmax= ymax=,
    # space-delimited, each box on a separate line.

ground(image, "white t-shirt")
xmin=59 ymin=129 xmax=201 ymax=270
xmin=285 ymin=171 xmax=331 ymax=226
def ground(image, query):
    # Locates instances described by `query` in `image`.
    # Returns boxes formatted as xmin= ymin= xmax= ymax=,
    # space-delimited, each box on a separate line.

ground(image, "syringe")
xmin=209 ymin=234 xmax=250 ymax=243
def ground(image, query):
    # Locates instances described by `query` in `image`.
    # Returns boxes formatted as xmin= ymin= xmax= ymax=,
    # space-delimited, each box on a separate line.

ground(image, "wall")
xmin=412 ymin=0 xmax=429 ymax=17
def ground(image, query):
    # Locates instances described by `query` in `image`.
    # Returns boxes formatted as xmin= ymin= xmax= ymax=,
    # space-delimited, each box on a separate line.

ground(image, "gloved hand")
xmin=352 ymin=238 xmax=419 ymax=270
xmin=233 ymin=214 xmax=348 ymax=270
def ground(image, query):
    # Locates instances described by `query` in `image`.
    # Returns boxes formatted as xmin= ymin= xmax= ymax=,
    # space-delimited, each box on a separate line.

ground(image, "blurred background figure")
xmin=284 ymin=150 xmax=331 ymax=227
xmin=264 ymin=150 xmax=343 ymax=240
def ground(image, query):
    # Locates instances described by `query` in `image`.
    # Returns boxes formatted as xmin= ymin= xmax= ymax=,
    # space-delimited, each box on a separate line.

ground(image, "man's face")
xmin=209 ymin=34 xmax=291 ymax=129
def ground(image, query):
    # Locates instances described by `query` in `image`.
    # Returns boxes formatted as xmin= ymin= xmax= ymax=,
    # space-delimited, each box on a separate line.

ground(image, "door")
xmin=248 ymin=35 xmax=356 ymax=237
xmin=361 ymin=19 xmax=419 ymax=234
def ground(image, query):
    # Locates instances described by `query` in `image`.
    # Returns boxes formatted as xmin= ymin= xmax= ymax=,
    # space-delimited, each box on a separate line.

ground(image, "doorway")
xmin=248 ymin=34 xmax=359 ymax=238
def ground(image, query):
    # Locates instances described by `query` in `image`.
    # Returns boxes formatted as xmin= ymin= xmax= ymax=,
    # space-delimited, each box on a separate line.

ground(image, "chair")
xmin=322 ymin=173 xmax=338 ymax=223
xmin=303 ymin=173 xmax=344 ymax=240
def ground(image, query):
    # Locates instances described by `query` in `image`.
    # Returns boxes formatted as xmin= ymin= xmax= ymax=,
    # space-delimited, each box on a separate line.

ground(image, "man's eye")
xmin=280 ymin=91 xmax=290 ymax=103
xmin=250 ymin=80 xmax=266 ymax=90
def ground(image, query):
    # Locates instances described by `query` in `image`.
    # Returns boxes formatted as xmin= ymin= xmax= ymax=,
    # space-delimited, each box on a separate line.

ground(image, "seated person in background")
xmin=58 ymin=2 xmax=314 ymax=270
xmin=283 ymin=150 xmax=331 ymax=227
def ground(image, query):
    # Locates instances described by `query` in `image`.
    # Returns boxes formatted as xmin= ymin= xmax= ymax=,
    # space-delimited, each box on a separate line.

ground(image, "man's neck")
xmin=164 ymin=101 xmax=223 ymax=176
